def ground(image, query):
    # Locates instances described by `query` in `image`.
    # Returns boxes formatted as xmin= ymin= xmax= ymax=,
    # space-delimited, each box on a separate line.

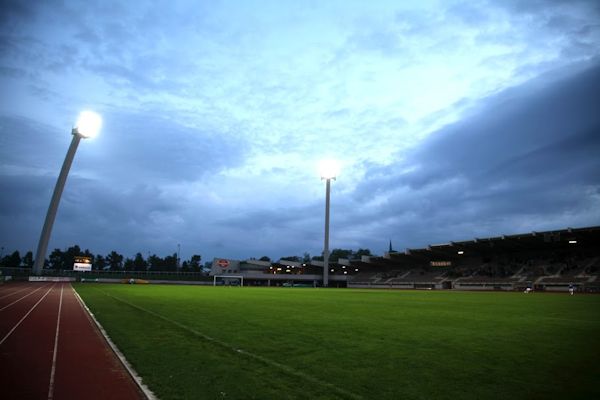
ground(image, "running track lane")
xmin=0 ymin=282 xmax=145 ymax=400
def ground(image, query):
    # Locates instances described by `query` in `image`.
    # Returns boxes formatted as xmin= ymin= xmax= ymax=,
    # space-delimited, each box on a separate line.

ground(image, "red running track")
xmin=0 ymin=282 xmax=146 ymax=400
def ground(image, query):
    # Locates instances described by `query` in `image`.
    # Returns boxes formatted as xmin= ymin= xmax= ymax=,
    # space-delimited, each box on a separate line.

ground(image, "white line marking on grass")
xmin=0 ymin=284 xmax=49 ymax=311
xmin=0 ymin=284 xmax=54 ymax=345
xmin=72 ymin=286 xmax=157 ymax=400
xmin=101 ymin=290 xmax=364 ymax=400
xmin=48 ymin=284 xmax=63 ymax=400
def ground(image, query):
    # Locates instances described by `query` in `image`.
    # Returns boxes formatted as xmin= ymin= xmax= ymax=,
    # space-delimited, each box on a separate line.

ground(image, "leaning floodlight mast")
xmin=319 ymin=159 xmax=340 ymax=287
xmin=32 ymin=111 xmax=102 ymax=275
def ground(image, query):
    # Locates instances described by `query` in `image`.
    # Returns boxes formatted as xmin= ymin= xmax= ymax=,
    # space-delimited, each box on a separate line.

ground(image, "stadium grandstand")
xmin=2 ymin=226 xmax=598 ymax=292
xmin=209 ymin=226 xmax=600 ymax=292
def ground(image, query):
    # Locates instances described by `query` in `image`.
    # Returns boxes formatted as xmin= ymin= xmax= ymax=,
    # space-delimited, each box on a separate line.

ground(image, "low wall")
xmin=29 ymin=276 xmax=76 ymax=282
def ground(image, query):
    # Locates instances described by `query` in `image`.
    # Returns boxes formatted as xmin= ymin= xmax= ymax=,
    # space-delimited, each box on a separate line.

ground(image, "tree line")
xmin=0 ymin=246 xmax=373 ymax=271
xmin=0 ymin=246 xmax=204 ymax=272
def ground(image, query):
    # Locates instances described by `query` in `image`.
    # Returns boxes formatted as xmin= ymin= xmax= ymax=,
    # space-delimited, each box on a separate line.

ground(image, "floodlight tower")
xmin=319 ymin=160 xmax=340 ymax=287
xmin=33 ymin=111 xmax=102 ymax=275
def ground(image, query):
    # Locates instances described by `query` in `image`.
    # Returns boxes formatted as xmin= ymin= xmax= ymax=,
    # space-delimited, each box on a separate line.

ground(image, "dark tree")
xmin=355 ymin=248 xmax=372 ymax=258
xmin=3 ymin=251 xmax=21 ymax=268
xmin=123 ymin=258 xmax=134 ymax=271
xmin=181 ymin=261 xmax=190 ymax=271
xmin=94 ymin=255 xmax=106 ymax=271
xmin=64 ymin=245 xmax=82 ymax=268
xmin=189 ymin=254 xmax=202 ymax=272
xmin=48 ymin=248 xmax=65 ymax=269
xmin=163 ymin=253 xmax=178 ymax=272
xmin=107 ymin=251 xmax=124 ymax=271
xmin=148 ymin=254 xmax=163 ymax=271
xmin=329 ymin=249 xmax=353 ymax=261
xmin=133 ymin=253 xmax=147 ymax=271
xmin=22 ymin=251 xmax=34 ymax=268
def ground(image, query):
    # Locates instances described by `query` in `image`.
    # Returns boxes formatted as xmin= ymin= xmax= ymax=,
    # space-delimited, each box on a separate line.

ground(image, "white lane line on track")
xmin=0 ymin=284 xmax=55 ymax=345
xmin=48 ymin=284 xmax=64 ymax=400
xmin=0 ymin=284 xmax=49 ymax=311
xmin=0 ymin=285 xmax=32 ymax=300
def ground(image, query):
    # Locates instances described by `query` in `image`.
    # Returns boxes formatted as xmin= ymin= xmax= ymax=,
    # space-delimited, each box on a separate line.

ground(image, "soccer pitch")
xmin=74 ymin=284 xmax=600 ymax=400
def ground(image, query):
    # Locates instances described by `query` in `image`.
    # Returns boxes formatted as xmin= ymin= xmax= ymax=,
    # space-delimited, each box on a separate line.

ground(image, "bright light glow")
xmin=457 ymin=250 xmax=464 ymax=255
xmin=569 ymin=240 xmax=577 ymax=244
xmin=318 ymin=159 xmax=340 ymax=180
xmin=355 ymin=268 xmax=359 ymax=272
xmin=74 ymin=111 xmax=102 ymax=138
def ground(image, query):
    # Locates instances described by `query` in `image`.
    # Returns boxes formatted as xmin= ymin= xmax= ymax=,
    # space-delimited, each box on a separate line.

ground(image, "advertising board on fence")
xmin=73 ymin=256 xmax=92 ymax=272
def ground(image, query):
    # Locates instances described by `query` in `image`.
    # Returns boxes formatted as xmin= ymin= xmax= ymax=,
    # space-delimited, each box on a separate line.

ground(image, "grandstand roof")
xmin=400 ymin=226 xmax=600 ymax=260
xmin=349 ymin=226 xmax=600 ymax=270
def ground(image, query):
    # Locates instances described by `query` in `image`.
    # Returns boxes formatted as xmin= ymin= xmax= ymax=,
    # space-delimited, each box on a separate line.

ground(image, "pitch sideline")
xmin=94 ymin=287 xmax=364 ymax=400
xmin=72 ymin=286 xmax=157 ymax=400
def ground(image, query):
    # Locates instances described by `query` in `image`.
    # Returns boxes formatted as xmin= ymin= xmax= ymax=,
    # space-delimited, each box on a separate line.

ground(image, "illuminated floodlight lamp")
xmin=32 ymin=110 xmax=102 ymax=274
xmin=568 ymin=240 xmax=577 ymax=244
xmin=318 ymin=159 xmax=340 ymax=180
xmin=73 ymin=110 xmax=102 ymax=139
xmin=457 ymin=250 xmax=464 ymax=255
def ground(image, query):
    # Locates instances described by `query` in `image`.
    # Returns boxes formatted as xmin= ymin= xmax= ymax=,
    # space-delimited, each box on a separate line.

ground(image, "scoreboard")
xmin=73 ymin=256 xmax=92 ymax=272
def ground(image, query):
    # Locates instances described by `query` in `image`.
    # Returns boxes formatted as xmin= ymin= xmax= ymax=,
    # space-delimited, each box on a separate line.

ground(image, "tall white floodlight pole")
xmin=33 ymin=111 xmax=102 ymax=275
xmin=319 ymin=160 xmax=340 ymax=288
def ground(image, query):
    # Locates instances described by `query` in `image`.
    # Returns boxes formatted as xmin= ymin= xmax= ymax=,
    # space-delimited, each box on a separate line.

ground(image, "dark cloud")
xmin=0 ymin=114 xmax=66 ymax=170
xmin=212 ymin=206 xmax=324 ymax=261
xmin=403 ymin=64 xmax=600 ymax=188
xmin=0 ymin=0 xmax=37 ymax=26
xmin=350 ymin=62 xmax=600 ymax=247
xmin=498 ymin=0 xmax=600 ymax=15
xmin=0 ymin=175 xmax=50 ymax=217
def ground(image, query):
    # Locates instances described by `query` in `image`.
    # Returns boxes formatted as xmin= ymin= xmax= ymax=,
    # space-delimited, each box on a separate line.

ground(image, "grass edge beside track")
xmin=92 ymin=286 xmax=364 ymax=400
xmin=72 ymin=286 xmax=157 ymax=400
xmin=74 ymin=284 xmax=600 ymax=400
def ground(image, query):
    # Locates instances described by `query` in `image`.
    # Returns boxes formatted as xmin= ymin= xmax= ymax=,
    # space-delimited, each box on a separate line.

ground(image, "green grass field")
xmin=74 ymin=284 xmax=600 ymax=400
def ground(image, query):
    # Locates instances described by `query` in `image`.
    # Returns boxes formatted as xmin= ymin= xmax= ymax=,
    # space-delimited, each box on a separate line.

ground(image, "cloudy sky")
xmin=1 ymin=0 xmax=599 ymax=262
